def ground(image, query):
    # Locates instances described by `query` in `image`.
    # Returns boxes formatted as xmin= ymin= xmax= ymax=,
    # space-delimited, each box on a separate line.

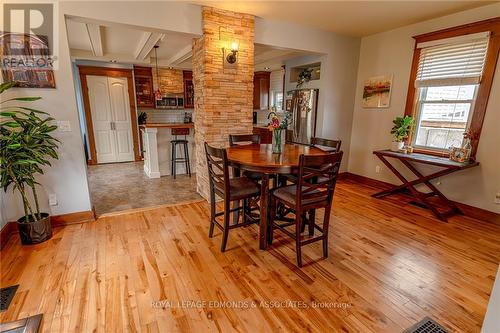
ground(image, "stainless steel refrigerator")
xmin=286 ymin=88 xmax=319 ymax=145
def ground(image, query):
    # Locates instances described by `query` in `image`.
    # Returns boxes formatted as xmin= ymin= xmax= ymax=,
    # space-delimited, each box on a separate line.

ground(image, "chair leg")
xmin=242 ymin=199 xmax=248 ymax=225
xmin=184 ymin=143 xmax=191 ymax=177
xmin=220 ymin=200 xmax=231 ymax=252
xmin=322 ymin=206 xmax=332 ymax=258
xmin=173 ymin=143 xmax=177 ymax=179
xmin=295 ymin=210 xmax=303 ymax=267
xmin=308 ymin=209 xmax=315 ymax=236
xmin=208 ymin=185 xmax=216 ymax=238
xmin=300 ymin=212 xmax=307 ymax=233
xmin=171 ymin=142 xmax=175 ymax=178
xmin=269 ymin=197 xmax=277 ymax=245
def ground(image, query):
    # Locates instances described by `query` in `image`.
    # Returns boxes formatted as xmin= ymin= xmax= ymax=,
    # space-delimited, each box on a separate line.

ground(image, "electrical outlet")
xmin=57 ymin=120 xmax=71 ymax=132
xmin=375 ymin=165 xmax=381 ymax=173
xmin=49 ymin=193 xmax=58 ymax=206
xmin=495 ymin=192 xmax=500 ymax=205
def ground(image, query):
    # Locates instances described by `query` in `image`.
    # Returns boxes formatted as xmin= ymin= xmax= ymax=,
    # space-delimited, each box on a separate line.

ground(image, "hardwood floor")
xmin=1 ymin=179 xmax=499 ymax=332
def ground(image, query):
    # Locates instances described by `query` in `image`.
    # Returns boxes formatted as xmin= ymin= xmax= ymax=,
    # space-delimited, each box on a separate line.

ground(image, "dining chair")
xmin=311 ymin=137 xmax=342 ymax=152
xmin=204 ymin=142 xmax=260 ymax=252
xmin=269 ymin=151 xmax=343 ymax=267
xmin=229 ymin=134 xmax=261 ymax=146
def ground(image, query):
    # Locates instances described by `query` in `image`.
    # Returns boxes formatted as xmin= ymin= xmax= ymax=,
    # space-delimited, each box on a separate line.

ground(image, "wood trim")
xmin=78 ymin=66 xmax=141 ymax=164
xmin=0 ymin=210 xmax=95 ymax=250
xmin=343 ymin=172 xmax=500 ymax=224
xmin=404 ymin=18 xmax=500 ymax=159
xmin=0 ymin=314 xmax=43 ymax=333
xmin=0 ymin=221 xmax=18 ymax=250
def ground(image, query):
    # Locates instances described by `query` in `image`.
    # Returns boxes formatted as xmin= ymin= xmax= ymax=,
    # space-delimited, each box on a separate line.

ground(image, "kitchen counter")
xmin=139 ymin=122 xmax=194 ymax=129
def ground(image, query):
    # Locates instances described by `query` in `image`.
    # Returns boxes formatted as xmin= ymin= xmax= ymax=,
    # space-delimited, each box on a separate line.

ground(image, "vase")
xmin=272 ymin=129 xmax=284 ymax=154
xmin=390 ymin=141 xmax=404 ymax=152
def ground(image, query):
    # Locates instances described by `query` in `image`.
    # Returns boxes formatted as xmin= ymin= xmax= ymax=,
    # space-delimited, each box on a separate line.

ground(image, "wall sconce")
xmin=224 ymin=39 xmax=239 ymax=67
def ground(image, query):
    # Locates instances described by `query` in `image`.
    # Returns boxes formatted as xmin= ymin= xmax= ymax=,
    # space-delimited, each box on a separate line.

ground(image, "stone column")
xmin=192 ymin=7 xmax=255 ymax=200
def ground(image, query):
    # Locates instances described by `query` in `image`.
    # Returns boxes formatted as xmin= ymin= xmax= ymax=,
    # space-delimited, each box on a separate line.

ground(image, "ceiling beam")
xmin=134 ymin=32 xmax=164 ymax=60
xmin=163 ymin=44 xmax=192 ymax=67
xmin=85 ymin=23 xmax=103 ymax=57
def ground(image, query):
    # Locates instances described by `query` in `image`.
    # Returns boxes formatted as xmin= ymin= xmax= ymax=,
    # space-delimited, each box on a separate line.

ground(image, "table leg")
xmin=259 ymin=174 xmax=270 ymax=250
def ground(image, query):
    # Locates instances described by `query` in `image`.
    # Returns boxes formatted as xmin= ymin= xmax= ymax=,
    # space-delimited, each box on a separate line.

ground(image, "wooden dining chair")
xmin=204 ymin=142 xmax=260 ymax=252
xmin=311 ymin=137 xmax=342 ymax=152
xmin=229 ymin=134 xmax=261 ymax=146
xmin=269 ymin=151 xmax=343 ymax=267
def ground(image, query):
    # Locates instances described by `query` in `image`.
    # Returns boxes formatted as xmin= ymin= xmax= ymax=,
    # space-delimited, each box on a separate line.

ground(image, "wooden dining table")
xmin=226 ymin=143 xmax=329 ymax=250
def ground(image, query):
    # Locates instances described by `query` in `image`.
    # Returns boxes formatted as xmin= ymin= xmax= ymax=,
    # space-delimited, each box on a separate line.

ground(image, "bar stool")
xmin=171 ymin=128 xmax=191 ymax=179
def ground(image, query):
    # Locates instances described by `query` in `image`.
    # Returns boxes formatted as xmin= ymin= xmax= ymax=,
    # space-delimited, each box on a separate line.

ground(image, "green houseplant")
xmin=0 ymin=82 xmax=59 ymax=244
xmin=390 ymin=115 xmax=414 ymax=151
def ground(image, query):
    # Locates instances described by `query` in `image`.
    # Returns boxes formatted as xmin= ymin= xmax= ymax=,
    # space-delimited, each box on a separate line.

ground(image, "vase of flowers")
xmin=268 ymin=111 xmax=289 ymax=154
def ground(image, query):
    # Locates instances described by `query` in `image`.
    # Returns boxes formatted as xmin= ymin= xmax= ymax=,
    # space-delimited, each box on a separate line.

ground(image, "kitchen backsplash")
xmin=143 ymin=109 xmax=194 ymax=123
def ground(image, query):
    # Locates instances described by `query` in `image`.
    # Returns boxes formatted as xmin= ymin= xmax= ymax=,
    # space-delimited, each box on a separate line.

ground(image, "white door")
xmin=108 ymin=77 xmax=134 ymax=162
xmin=87 ymin=75 xmax=134 ymax=164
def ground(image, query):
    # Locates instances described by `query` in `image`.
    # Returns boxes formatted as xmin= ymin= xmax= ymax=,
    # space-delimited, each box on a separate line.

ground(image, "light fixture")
xmin=264 ymin=67 xmax=270 ymax=70
xmin=153 ymin=45 xmax=162 ymax=101
xmin=226 ymin=39 xmax=239 ymax=64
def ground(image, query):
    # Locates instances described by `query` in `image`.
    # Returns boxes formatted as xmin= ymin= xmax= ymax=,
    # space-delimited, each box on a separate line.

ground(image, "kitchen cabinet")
xmin=253 ymin=71 xmax=270 ymax=110
xmin=133 ymin=66 xmax=154 ymax=108
xmin=253 ymin=126 xmax=272 ymax=144
xmin=183 ymin=70 xmax=194 ymax=109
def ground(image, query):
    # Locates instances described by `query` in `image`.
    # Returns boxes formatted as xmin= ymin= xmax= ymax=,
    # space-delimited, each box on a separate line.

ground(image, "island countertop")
xmin=139 ymin=122 xmax=194 ymax=129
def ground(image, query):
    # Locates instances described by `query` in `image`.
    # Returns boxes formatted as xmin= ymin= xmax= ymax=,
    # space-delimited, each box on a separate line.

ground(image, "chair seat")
xmin=273 ymin=185 xmax=324 ymax=206
xmin=243 ymin=170 xmax=263 ymax=181
xmin=216 ymin=177 xmax=260 ymax=200
xmin=171 ymin=139 xmax=188 ymax=144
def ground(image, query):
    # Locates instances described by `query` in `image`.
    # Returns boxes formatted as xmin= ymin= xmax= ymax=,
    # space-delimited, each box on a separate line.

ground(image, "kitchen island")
xmin=140 ymin=123 xmax=195 ymax=178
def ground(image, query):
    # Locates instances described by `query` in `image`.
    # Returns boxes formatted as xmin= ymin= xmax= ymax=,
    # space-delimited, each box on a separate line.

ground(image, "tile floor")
xmin=87 ymin=161 xmax=201 ymax=215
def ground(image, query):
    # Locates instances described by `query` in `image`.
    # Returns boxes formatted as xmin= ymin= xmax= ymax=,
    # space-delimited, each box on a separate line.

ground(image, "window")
xmin=404 ymin=18 xmax=500 ymax=158
xmin=271 ymin=91 xmax=284 ymax=111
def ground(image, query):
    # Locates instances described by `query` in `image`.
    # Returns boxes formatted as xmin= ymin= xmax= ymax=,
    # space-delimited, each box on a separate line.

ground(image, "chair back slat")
xmin=204 ymin=143 xmax=230 ymax=193
xmin=311 ymin=137 xmax=341 ymax=152
xmin=229 ymin=134 xmax=261 ymax=146
xmin=296 ymin=152 xmax=343 ymax=207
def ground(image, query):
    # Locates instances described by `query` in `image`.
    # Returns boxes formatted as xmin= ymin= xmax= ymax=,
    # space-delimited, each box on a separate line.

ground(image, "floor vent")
xmin=404 ymin=317 xmax=449 ymax=333
xmin=0 ymin=285 xmax=19 ymax=312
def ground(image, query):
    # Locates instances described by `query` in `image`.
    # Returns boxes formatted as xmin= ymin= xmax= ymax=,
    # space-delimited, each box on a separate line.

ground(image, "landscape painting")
xmin=362 ymin=74 xmax=392 ymax=108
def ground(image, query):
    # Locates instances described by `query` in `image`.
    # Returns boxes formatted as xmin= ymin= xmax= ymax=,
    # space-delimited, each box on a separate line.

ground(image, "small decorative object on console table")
xmin=450 ymin=131 xmax=473 ymax=162
xmin=268 ymin=111 xmax=289 ymax=154
xmin=390 ymin=115 xmax=413 ymax=151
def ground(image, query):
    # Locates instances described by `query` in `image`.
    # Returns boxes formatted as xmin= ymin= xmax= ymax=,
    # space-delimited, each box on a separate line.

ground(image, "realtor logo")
xmin=1 ymin=3 xmax=58 ymax=86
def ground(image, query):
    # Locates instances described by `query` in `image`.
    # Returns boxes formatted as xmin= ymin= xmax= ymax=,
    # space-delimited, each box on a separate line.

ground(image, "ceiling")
xmin=65 ymin=17 xmax=196 ymax=69
xmin=66 ymin=17 xmax=312 ymax=71
xmin=195 ymin=1 xmax=495 ymax=37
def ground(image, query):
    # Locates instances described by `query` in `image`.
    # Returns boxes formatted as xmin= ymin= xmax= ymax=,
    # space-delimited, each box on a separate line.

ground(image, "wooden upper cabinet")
xmin=133 ymin=66 xmax=154 ymax=108
xmin=253 ymin=71 xmax=270 ymax=110
xmin=183 ymin=70 xmax=194 ymax=109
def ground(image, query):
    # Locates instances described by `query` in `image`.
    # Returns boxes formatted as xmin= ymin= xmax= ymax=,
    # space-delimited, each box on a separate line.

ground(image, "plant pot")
xmin=390 ymin=141 xmax=404 ymax=152
xmin=17 ymin=213 xmax=52 ymax=245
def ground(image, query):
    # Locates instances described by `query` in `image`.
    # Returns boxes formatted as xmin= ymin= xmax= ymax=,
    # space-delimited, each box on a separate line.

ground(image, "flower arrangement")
xmin=267 ymin=111 xmax=290 ymax=154
xmin=296 ymin=68 xmax=313 ymax=88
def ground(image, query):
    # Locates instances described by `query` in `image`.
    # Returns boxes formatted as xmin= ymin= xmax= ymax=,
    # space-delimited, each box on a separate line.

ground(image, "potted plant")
xmin=0 ymin=82 xmax=59 ymax=244
xmin=390 ymin=115 xmax=413 ymax=151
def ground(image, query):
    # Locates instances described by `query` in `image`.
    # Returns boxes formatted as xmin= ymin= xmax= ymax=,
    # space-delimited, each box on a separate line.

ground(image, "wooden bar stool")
xmin=171 ymin=128 xmax=191 ymax=179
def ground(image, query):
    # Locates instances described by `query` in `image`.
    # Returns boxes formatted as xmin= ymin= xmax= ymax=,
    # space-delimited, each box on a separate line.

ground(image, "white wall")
xmin=348 ymin=3 xmax=500 ymax=213
xmin=256 ymin=19 xmax=360 ymax=171
xmin=483 ymin=265 xmax=500 ymax=332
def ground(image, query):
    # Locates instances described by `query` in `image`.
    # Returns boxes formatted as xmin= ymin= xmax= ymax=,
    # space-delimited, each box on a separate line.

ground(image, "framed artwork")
xmin=449 ymin=147 xmax=470 ymax=163
xmin=362 ymin=74 xmax=392 ymax=108
xmin=0 ymin=32 xmax=56 ymax=88
xmin=285 ymin=99 xmax=292 ymax=111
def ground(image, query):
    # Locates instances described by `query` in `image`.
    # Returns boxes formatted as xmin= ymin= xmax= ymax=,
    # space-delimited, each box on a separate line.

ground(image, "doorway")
xmin=79 ymin=66 xmax=141 ymax=165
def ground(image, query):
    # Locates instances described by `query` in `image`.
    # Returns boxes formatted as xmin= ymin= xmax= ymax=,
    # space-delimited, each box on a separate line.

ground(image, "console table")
xmin=372 ymin=149 xmax=479 ymax=221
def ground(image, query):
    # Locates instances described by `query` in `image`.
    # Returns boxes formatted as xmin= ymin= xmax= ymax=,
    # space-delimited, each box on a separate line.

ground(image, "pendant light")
xmin=154 ymin=45 xmax=162 ymax=101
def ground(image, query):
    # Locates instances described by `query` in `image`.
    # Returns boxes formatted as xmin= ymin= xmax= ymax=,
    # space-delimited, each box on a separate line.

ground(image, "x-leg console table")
xmin=372 ymin=150 xmax=479 ymax=221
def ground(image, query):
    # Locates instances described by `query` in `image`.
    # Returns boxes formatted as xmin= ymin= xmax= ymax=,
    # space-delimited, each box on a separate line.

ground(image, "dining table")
xmin=226 ymin=143 xmax=329 ymax=250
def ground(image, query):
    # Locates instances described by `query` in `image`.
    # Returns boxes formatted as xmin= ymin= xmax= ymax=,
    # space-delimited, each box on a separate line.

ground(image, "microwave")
xmin=156 ymin=95 xmax=184 ymax=109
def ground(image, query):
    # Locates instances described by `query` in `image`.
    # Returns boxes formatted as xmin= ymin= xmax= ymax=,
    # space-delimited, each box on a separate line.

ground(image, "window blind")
xmin=415 ymin=34 xmax=490 ymax=88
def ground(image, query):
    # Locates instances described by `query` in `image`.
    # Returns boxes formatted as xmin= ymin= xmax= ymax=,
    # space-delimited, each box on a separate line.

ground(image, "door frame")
xmin=78 ymin=65 xmax=141 ymax=165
